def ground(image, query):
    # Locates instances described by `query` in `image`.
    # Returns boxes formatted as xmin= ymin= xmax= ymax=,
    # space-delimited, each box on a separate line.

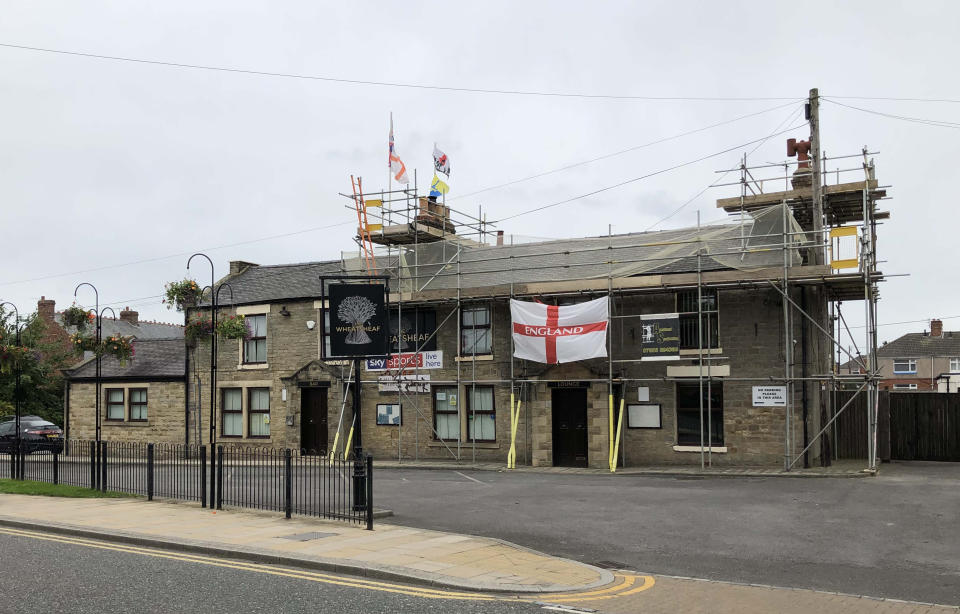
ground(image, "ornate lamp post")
xmin=1 ymin=301 xmax=22 ymax=479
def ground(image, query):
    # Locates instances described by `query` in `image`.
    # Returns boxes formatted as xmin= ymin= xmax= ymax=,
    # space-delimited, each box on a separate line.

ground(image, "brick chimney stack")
xmin=229 ymin=260 xmax=259 ymax=275
xmin=119 ymin=306 xmax=139 ymax=325
xmin=496 ymin=231 xmax=504 ymax=246
xmin=37 ymin=296 xmax=56 ymax=322
xmin=931 ymin=318 xmax=943 ymax=338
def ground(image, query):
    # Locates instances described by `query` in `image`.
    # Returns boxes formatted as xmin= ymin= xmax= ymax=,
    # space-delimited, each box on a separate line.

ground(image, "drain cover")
xmin=594 ymin=560 xmax=629 ymax=570
xmin=278 ymin=531 xmax=337 ymax=541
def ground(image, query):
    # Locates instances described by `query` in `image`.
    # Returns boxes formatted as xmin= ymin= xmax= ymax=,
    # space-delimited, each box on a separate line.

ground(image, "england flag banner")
xmin=511 ymin=297 xmax=609 ymax=364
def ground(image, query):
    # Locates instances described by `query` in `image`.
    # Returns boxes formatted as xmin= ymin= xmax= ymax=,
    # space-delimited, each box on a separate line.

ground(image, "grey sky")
xmin=1 ymin=1 xmax=957 ymax=348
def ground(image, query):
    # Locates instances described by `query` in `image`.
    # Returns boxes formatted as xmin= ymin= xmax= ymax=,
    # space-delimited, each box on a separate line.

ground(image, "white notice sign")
xmin=752 ymin=386 xmax=787 ymax=407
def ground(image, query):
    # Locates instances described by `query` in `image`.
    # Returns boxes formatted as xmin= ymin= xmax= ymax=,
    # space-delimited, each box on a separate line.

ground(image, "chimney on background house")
xmin=120 ymin=306 xmax=139 ymax=325
xmin=496 ymin=231 xmax=504 ymax=246
xmin=37 ymin=296 xmax=56 ymax=322
xmin=229 ymin=260 xmax=259 ymax=275
xmin=931 ymin=319 xmax=943 ymax=338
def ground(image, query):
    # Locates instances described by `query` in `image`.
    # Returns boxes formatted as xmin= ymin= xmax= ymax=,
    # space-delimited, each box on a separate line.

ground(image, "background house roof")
xmin=877 ymin=332 xmax=960 ymax=358
xmin=56 ymin=314 xmax=184 ymax=340
xmin=66 ymin=338 xmax=185 ymax=380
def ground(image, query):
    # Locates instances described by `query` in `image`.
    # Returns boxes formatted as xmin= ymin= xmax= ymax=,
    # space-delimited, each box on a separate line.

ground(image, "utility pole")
xmin=808 ymin=88 xmax=824 ymax=265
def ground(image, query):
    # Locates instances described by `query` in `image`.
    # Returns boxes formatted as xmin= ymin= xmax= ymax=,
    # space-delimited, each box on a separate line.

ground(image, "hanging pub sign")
xmin=327 ymin=283 xmax=388 ymax=357
xmin=640 ymin=313 xmax=681 ymax=361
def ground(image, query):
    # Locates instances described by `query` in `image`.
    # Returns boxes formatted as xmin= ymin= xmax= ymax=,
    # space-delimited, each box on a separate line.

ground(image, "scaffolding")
xmin=331 ymin=89 xmax=888 ymax=472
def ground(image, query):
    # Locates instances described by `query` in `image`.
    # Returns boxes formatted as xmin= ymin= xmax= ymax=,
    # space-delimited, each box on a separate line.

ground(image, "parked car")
xmin=0 ymin=415 xmax=64 ymax=454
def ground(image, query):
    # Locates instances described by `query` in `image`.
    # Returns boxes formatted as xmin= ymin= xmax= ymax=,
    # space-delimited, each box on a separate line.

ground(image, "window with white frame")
xmin=129 ymin=389 xmax=148 ymax=421
xmin=467 ymin=386 xmax=496 ymax=442
xmin=460 ymin=305 xmax=492 ymax=355
xmin=950 ymin=357 xmax=960 ymax=373
xmin=248 ymin=388 xmax=270 ymax=438
xmin=106 ymin=389 xmax=125 ymax=421
xmin=222 ymin=388 xmax=242 ymax=437
xmin=433 ymin=386 xmax=459 ymax=441
xmin=893 ymin=383 xmax=918 ymax=390
xmin=893 ymin=359 xmax=917 ymax=374
xmin=244 ymin=314 xmax=267 ymax=364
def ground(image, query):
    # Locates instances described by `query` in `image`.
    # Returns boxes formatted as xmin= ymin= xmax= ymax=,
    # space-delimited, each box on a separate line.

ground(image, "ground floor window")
xmin=467 ymin=386 xmax=496 ymax=442
xmin=676 ymin=381 xmax=723 ymax=446
xmin=106 ymin=389 xmax=125 ymax=421
xmin=222 ymin=388 xmax=242 ymax=437
xmin=433 ymin=386 xmax=459 ymax=441
xmin=129 ymin=388 xmax=148 ymax=421
xmin=893 ymin=383 xmax=918 ymax=391
xmin=248 ymin=388 xmax=270 ymax=438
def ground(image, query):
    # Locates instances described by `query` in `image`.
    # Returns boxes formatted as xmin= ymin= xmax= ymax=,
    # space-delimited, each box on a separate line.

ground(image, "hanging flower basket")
xmin=185 ymin=317 xmax=214 ymax=346
xmin=164 ymin=279 xmax=202 ymax=311
xmin=216 ymin=315 xmax=249 ymax=340
xmin=103 ymin=335 xmax=134 ymax=366
xmin=0 ymin=345 xmax=31 ymax=375
xmin=69 ymin=333 xmax=101 ymax=357
xmin=62 ymin=304 xmax=95 ymax=330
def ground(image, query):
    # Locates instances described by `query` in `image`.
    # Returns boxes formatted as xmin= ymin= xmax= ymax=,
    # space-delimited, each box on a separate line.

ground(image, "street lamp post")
xmin=74 ymin=284 xmax=102 ymax=443
xmin=1 ymin=302 xmax=22 ymax=479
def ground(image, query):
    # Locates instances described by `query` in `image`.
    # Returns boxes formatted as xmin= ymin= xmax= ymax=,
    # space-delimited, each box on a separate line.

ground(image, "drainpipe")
xmin=184 ymin=343 xmax=190 ymax=449
xmin=800 ymin=288 xmax=810 ymax=468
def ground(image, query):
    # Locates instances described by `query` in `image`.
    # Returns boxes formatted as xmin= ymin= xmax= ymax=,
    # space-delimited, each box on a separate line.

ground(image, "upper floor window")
xmin=244 ymin=314 xmax=267 ymax=364
xmin=893 ymin=359 xmax=917 ymax=374
xmin=461 ymin=305 xmax=491 ymax=355
xmin=390 ymin=308 xmax=437 ymax=353
xmin=677 ymin=289 xmax=718 ymax=350
xmin=950 ymin=357 xmax=960 ymax=373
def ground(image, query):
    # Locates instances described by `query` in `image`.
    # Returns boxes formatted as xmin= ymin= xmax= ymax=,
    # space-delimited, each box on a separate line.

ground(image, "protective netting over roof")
xmin=341 ymin=204 xmax=807 ymax=292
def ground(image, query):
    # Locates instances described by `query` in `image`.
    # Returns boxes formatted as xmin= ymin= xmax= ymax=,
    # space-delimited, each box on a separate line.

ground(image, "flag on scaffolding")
xmin=429 ymin=173 xmax=450 ymax=198
xmin=511 ymin=297 xmax=609 ymax=364
xmin=433 ymin=144 xmax=451 ymax=176
xmin=389 ymin=113 xmax=410 ymax=185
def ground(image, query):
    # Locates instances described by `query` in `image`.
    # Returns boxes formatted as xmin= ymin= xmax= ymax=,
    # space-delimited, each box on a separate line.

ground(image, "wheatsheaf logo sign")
xmin=327 ymin=283 xmax=387 ymax=357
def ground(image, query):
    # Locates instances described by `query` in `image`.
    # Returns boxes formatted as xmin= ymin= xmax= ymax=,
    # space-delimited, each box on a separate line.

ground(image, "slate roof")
xmin=877 ymin=332 xmax=960 ymax=358
xmin=212 ymin=210 xmax=801 ymax=306
xmin=67 ymin=338 xmax=185 ymax=380
xmin=56 ymin=314 xmax=183 ymax=340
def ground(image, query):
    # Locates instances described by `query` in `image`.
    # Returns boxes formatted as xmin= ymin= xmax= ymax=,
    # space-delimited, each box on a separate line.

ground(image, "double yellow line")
xmin=0 ymin=526 xmax=655 ymax=605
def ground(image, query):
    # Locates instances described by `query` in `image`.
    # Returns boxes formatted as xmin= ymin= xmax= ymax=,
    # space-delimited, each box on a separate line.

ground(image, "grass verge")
xmin=0 ymin=479 xmax=135 ymax=498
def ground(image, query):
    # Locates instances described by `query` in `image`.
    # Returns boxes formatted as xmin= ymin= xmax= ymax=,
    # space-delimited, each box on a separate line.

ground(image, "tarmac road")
xmin=375 ymin=461 xmax=960 ymax=605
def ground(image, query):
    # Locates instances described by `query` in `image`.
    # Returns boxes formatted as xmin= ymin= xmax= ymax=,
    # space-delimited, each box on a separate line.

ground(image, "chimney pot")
xmin=931 ymin=319 xmax=943 ymax=338
xmin=120 ymin=307 xmax=139 ymax=325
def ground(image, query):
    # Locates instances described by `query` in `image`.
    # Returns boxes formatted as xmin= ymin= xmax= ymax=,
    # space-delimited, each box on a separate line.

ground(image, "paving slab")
xmin=0 ymin=493 xmax=611 ymax=594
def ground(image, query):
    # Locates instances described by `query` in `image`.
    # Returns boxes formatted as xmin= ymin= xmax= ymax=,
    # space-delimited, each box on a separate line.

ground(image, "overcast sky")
xmin=1 ymin=1 xmax=957 ymax=349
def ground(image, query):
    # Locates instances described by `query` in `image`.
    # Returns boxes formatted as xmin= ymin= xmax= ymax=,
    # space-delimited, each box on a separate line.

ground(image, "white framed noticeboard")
xmin=752 ymin=386 xmax=787 ymax=407
xmin=628 ymin=404 xmax=661 ymax=429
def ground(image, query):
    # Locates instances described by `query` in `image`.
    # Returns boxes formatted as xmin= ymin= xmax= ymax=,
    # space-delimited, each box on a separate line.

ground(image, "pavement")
xmin=0 ymin=493 xmax=611 ymax=594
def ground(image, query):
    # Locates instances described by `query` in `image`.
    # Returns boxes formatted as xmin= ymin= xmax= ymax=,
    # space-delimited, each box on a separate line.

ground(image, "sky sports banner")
xmin=511 ymin=297 xmax=608 ymax=364
xmin=640 ymin=313 xmax=681 ymax=360
xmin=366 ymin=351 xmax=443 ymax=372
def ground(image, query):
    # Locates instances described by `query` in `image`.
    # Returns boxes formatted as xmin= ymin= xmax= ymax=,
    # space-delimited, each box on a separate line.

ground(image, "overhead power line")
xmin=451 ymin=101 xmax=802 ymax=202
xmin=823 ymin=98 xmax=960 ymax=129
xmin=0 ymin=42 xmax=803 ymax=102
xmin=496 ymin=122 xmax=806 ymax=222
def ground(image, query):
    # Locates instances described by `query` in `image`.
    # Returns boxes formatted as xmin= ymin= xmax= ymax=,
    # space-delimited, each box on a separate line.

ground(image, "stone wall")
xmin=68 ymin=380 xmax=185 ymax=443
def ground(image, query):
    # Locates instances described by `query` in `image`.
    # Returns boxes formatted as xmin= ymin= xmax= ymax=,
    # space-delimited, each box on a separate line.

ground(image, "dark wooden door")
xmin=552 ymin=388 xmax=588 ymax=467
xmin=301 ymin=388 xmax=329 ymax=455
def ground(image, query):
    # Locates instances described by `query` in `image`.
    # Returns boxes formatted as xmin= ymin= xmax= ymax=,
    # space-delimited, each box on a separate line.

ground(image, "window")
xmin=248 ymin=388 xmax=270 ymax=438
xmin=390 ymin=308 xmax=437 ymax=353
xmin=467 ymin=386 xmax=496 ymax=442
xmin=222 ymin=388 xmax=242 ymax=437
xmin=129 ymin=389 xmax=148 ymax=421
xmin=433 ymin=386 xmax=459 ymax=441
xmin=893 ymin=383 xmax=918 ymax=391
xmin=244 ymin=314 xmax=267 ymax=364
xmin=460 ymin=305 xmax=491 ymax=355
xmin=323 ymin=311 xmax=332 ymax=358
xmin=893 ymin=359 xmax=917 ymax=374
xmin=675 ymin=382 xmax=723 ymax=446
xmin=950 ymin=358 xmax=960 ymax=373
xmin=106 ymin=389 xmax=125 ymax=421
xmin=677 ymin=290 xmax=719 ymax=350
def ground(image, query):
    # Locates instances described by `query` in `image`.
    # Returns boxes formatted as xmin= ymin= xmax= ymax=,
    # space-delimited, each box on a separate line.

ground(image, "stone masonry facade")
xmin=187 ymin=284 xmax=828 ymax=468
xmin=68 ymin=380 xmax=186 ymax=443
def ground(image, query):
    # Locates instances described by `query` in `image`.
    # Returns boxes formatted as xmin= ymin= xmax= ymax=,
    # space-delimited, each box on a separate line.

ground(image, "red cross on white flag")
xmin=511 ymin=297 xmax=609 ymax=364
